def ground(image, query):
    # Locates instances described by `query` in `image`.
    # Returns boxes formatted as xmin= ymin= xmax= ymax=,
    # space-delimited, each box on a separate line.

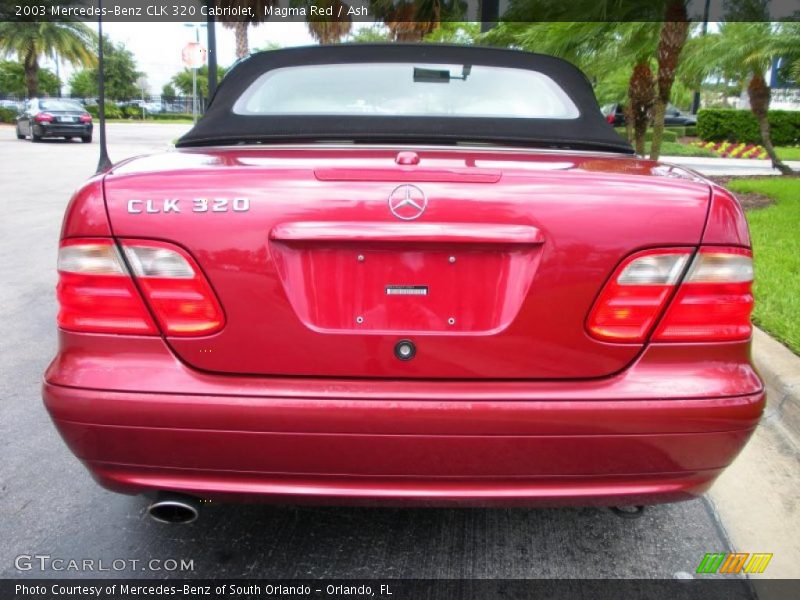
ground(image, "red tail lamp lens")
xmin=653 ymin=247 xmax=753 ymax=342
xmin=57 ymin=239 xmax=224 ymax=337
xmin=122 ymin=241 xmax=225 ymax=336
xmin=587 ymin=247 xmax=754 ymax=343
xmin=587 ymin=249 xmax=692 ymax=342
xmin=57 ymin=239 xmax=157 ymax=334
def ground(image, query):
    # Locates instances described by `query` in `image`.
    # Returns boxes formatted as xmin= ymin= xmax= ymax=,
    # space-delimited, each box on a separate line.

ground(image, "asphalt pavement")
xmin=0 ymin=123 xmax=742 ymax=580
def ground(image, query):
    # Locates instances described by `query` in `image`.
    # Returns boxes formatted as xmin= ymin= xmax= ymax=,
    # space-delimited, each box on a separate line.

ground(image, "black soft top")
xmin=177 ymin=44 xmax=633 ymax=154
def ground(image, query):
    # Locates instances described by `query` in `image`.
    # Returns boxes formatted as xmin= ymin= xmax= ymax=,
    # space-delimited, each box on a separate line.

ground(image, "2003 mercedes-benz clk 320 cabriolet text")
xmin=44 ymin=45 xmax=763 ymax=523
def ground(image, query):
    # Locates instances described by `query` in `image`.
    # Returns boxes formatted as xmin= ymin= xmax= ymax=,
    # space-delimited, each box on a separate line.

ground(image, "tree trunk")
xmin=624 ymin=105 xmax=634 ymax=143
xmin=24 ymin=50 xmax=39 ymax=98
xmin=650 ymin=7 xmax=690 ymax=160
xmin=234 ymin=21 xmax=249 ymax=59
xmin=651 ymin=100 xmax=666 ymax=159
xmin=384 ymin=3 xmax=438 ymax=41
xmin=749 ymin=72 xmax=793 ymax=175
xmin=307 ymin=2 xmax=352 ymax=45
xmin=628 ymin=61 xmax=655 ymax=156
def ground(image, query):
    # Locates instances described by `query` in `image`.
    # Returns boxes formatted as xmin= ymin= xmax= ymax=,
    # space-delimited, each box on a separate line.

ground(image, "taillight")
xmin=57 ymin=239 xmax=224 ymax=336
xmin=653 ymin=247 xmax=753 ymax=341
xmin=79 ymin=113 xmax=92 ymax=123
xmin=587 ymin=247 xmax=753 ymax=343
xmin=57 ymin=239 xmax=157 ymax=334
xmin=587 ymin=249 xmax=692 ymax=342
xmin=606 ymin=113 xmax=615 ymax=124
xmin=34 ymin=112 xmax=54 ymax=123
xmin=121 ymin=240 xmax=224 ymax=335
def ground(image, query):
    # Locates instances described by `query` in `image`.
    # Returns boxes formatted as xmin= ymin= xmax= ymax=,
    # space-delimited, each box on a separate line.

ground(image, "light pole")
xmin=206 ymin=1 xmax=217 ymax=98
xmin=53 ymin=53 xmax=62 ymax=97
xmin=136 ymin=76 xmax=148 ymax=120
xmin=183 ymin=23 xmax=207 ymax=122
xmin=95 ymin=0 xmax=112 ymax=173
xmin=691 ymin=0 xmax=712 ymax=114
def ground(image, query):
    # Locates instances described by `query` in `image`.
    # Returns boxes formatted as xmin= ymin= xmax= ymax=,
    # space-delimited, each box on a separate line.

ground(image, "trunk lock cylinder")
xmin=394 ymin=340 xmax=416 ymax=361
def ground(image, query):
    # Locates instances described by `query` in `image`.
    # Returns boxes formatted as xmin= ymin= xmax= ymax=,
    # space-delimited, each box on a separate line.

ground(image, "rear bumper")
xmin=34 ymin=123 xmax=92 ymax=137
xmin=43 ymin=332 xmax=765 ymax=507
xmin=45 ymin=382 xmax=761 ymax=507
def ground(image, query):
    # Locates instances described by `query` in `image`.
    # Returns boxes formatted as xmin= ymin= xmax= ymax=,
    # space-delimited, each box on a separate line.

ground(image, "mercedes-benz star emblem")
xmin=388 ymin=184 xmax=428 ymax=220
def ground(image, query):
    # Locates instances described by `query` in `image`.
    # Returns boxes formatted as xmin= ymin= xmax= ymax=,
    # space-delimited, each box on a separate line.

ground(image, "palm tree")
xmin=228 ymin=21 xmax=252 ymax=59
xmin=626 ymin=61 xmax=656 ymax=156
xmin=215 ymin=1 xmax=277 ymax=59
xmin=371 ymin=0 xmax=466 ymax=42
xmin=650 ymin=0 xmax=691 ymax=160
xmin=483 ymin=2 xmax=700 ymax=159
xmin=304 ymin=0 xmax=353 ymax=43
xmin=483 ymin=20 xmax=660 ymax=155
xmin=0 ymin=21 xmax=96 ymax=98
xmin=686 ymin=22 xmax=795 ymax=174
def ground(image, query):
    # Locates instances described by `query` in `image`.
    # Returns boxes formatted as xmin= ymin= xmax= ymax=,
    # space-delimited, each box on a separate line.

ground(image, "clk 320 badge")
xmin=127 ymin=198 xmax=250 ymax=214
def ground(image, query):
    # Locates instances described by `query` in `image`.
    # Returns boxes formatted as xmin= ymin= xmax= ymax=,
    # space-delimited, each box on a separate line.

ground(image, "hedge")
xmin=697 ymin=109 xmax=800 ymax=145
xmin=86 ymin=103 xmax=123 ymax=120
xmin=122 ymin=105 xmax=142 ymax=119
xmin=83 ymin=105 xmax=193 ymax=121
xmin=614 ymin=128 xmax=679 ymax=143
xmin=0 ymin=106 xmax=17 ymax=123
xmin=150 ymin=112 xmax=194 ymax=121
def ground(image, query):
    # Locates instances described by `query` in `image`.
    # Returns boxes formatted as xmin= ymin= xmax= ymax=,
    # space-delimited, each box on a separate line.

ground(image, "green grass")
xmin=776 ymin=146 xmax=800 ymax=161
xmin=647 ymin=140 xmax=717 ymax=157
xmin=727 ymin=177 xmax=800 ymax=353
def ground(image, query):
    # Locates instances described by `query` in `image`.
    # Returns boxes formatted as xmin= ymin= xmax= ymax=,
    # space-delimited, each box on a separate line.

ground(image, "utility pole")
xmin=136 ymin=76 xmax=147 ymax=120
xmin=95 ymin=0 xmax=112 ymax=173
xmin=54 ymin=54 xmax=61 ymax=97
xmin=691 ymin=0 xmax=711 ymax=114
xmin=183 ymin=23 xmax=206 ymax=123
xmin=207 ymin=1 xmax=217 ymax=99
xmin=480 ymin=0 xmax=500 ymax=33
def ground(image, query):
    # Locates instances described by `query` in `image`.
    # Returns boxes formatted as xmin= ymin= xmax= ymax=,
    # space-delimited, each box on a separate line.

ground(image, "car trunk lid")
xmin=103 ymin=147 xmax=710 ymax=380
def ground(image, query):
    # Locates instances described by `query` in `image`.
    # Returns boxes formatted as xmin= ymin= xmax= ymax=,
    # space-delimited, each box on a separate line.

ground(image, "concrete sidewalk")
xmin=661 ymin=155 xmax=800 ymax=177
xmin=707 ymin=329 xmax=800 ymax=579
xmin=753 ymin=328 xmax=800 ymax=444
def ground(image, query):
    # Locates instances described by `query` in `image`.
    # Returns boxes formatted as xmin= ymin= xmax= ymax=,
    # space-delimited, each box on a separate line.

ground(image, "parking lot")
xmin=0 ymin=123 xmax=780 ymax=581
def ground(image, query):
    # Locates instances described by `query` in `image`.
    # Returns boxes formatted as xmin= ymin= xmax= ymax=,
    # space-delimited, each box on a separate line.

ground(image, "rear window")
xmin=233 ymin=63 xmax=580 ymax=120
xmin=40 ymin=100 xmax=83 ymax=111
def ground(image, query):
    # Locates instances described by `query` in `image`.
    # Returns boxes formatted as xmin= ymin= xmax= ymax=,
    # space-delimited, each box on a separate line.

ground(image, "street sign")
xmin=182 ymin=42 xmax=207 ymax=69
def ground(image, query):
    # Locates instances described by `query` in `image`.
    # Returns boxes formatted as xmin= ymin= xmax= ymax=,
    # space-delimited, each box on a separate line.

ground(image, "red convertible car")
xmin=44 ymin=45 xmax=762 ymax=523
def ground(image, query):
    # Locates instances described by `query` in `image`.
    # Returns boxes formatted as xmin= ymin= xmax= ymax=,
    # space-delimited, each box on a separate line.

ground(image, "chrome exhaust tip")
xmin=147 ymin=493 xmax=200 ymax=524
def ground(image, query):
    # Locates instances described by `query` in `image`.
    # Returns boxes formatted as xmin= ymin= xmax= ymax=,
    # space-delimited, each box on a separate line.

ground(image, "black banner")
xmin=4 ymin=579 xmax=800 ymax=600
xmin=0 ymin=0 xmax=798 ymax=23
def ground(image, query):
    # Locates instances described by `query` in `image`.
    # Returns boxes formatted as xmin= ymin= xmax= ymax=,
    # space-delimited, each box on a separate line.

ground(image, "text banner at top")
xmin=1 ymin=0 xmax=799 ymax=23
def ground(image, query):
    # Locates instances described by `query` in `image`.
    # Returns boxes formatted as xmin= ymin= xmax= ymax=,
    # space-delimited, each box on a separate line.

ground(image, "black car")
xmin=601 ymin=103 xmax=697 ymax=127
xmin=16 ymin=99 xmax=93 ymax=143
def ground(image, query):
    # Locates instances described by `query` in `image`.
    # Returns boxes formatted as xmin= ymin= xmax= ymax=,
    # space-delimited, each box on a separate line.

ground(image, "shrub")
xmin=0 ymin=106 xmax=17 ymax=123
xmin=665 ymin=126 xmax=686 ymax=137
xmin=122 ymin=105 xmax=142 ymax=119
xmin=150 ymin=112 xmax=194 ymax=121
xmin=656 ymin=129 xmax=679 ymax=143
xmin=85 ymin=103 xmax=122 ymax=120
xmin=613 ymin=128 xmax=678 ymax=143
xmin=697 ymin=109 xmax=800 ymax=145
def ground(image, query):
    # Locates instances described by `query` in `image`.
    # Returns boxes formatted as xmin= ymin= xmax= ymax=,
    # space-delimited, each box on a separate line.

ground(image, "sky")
xmin=45 ymin=21 xmax=366 ymax=95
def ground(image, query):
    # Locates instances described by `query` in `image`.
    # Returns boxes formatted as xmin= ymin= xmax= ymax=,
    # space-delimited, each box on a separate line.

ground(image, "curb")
xmin=661 ymin=156 xmax=800 ymax=168
xmin=752 ymin=327 xmax=800 ymax=444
